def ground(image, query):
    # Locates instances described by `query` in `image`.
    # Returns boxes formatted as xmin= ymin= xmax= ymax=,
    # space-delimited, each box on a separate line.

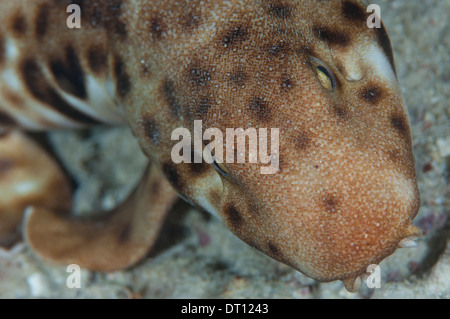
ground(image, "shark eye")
xmin=310 ymin=57 xmax=336 ymax=91
xmin=213 ymin=160 xmax=230 ymax=176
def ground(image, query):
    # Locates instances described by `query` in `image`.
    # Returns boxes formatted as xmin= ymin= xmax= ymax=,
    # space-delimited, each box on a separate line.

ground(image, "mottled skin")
xmin=0 ymin=0 xmax=421 ymax=291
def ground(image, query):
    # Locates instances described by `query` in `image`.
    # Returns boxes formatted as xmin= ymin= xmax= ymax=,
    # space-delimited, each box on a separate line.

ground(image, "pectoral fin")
xmin=24 ymin=163 xmax=178 ymax=271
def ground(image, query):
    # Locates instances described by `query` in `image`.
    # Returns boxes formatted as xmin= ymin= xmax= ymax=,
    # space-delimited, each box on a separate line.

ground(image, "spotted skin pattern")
xmin=0 ymin=0 xmax=421 ymax=291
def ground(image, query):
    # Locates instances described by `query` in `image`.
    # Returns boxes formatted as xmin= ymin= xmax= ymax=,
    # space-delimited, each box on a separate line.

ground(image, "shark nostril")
xmin=361 ymin=85 xmax=383 ymax=103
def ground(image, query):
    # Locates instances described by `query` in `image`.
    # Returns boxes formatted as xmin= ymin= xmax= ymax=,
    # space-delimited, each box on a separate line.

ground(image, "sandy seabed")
xmin=0 ymin=0 xmax=449 ymax=299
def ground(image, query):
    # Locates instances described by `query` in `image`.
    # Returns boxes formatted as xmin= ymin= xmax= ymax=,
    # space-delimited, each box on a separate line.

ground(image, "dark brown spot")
xmin=342 ymin=1 xmax=366 ymax=22
xmin=267 ymin=2 xmax=293 ymax=18
xmin=21 ymin=58 xmax=100 ymax=124
xmin=142 ymin=117 xmax=159 ymax=144
xmin=182 ymin=10 xmax=201 ymax=29
xmin=391 ymin=115 xmax=408 ymax=135
xmin=0 ymin=111 xmax=15 ymax=126
xmin=324 ymin=196 xmax=337 ymax=207
xmin=162 ymin=162 xmax=184 ymax=191
xmin=225 ymin=205 xmax=243 ymax=228
xmin=248 ymin=97 xmax=271 ymax=122
xmin=361 ymin=85 xmax=382 ymax=103
xmin=295 ymin=132 xmax=311 ymax=150
xmin=267 ymin=241 xmax=282 ymax=257
xmin=222 ymin=26 xmax=248 ymax=47
xmin=78 ymin=0 xmax=127 ymax=37
xmin=114 ymin=21 xmax=127 ymax=37
xmin=162 ymin=79 xmax=182 ymax=116
xmin=229 ymin=70 xmax=247 ymax=86
xmin=188 ymin=66 xmax=211 ymax=87
xmin=281 ymin=76 xmax=293 ymax=91
xmin=11 ymin=13 xmax=27 ymax=36
xmin=332 ymin=104 xmax=349 ymax=120
xmin=50 ymin=45 xmax=87 ymax=99
xmin=297 ymin=45 xmax=314 ymax=55
xmin=313 ymin=27 xmax=350 ymax=47
xmin=324 ymin=194 xmax=340 ymax=213
xmin=35 ymin=4 xmax=50 ymax=39
xmin=149 ymin=18 xmax=164 ymax=40
xmin=114 ymin=56 xmax=131 ymax=98
xmin=374 ymin=23 xmax=396 ymax=75
xmin=108 ymin=0 xmax=127 ymax=37
xmin=87 ymin=45 xmax=108 ymax=74
xmin=118 ymin=222 xmax=131 ymax=244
